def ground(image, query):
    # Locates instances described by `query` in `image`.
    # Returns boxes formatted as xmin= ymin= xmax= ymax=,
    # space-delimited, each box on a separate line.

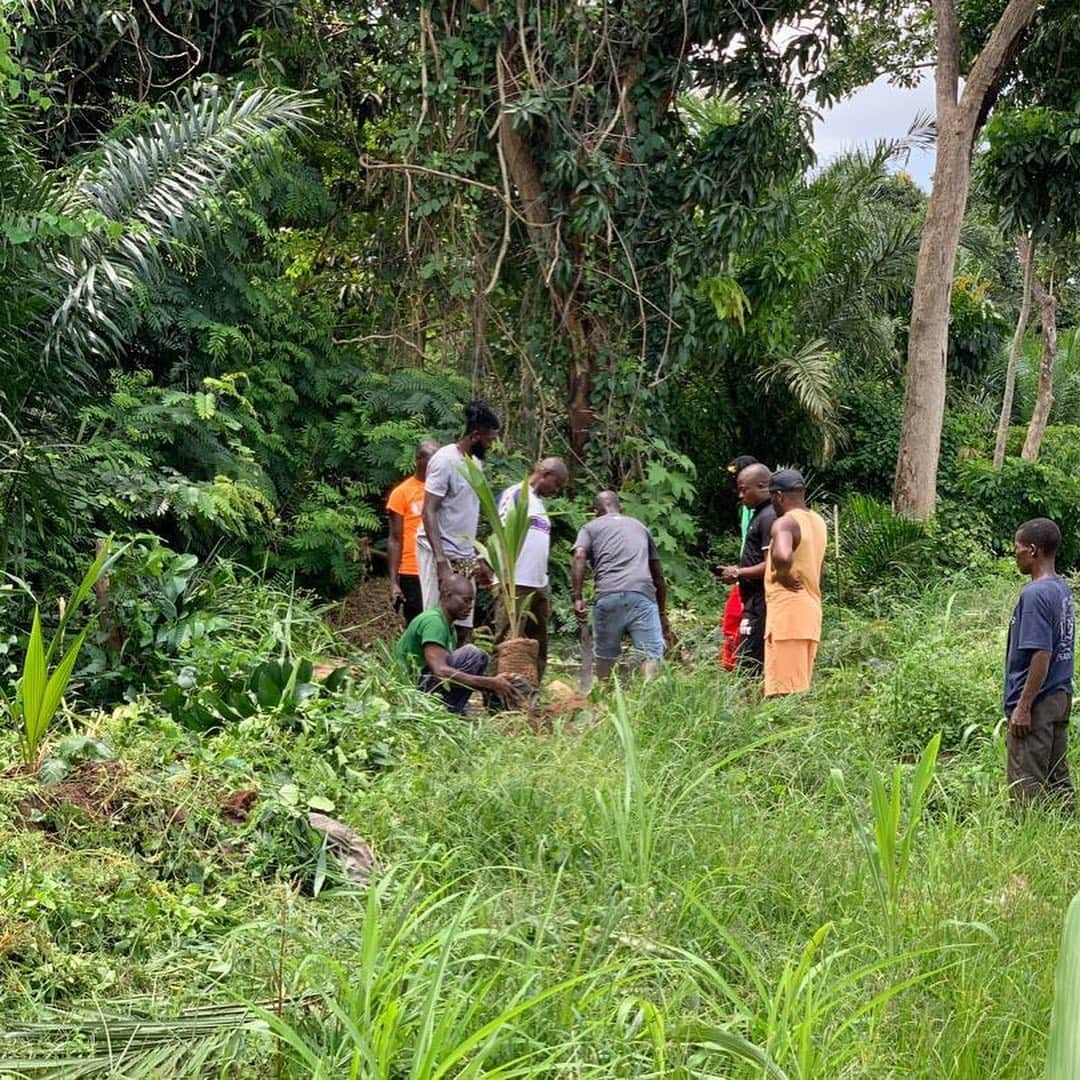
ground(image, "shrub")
xmin=834 ymin=494 xmax=932 ymax=596
xmin=1005 ymin=424 xmax=1080 ymax=474
xmin=869 ymin=635 xmax=1001 ymax=755
xmin=955 ymin=458 xmax=1080 ymax=569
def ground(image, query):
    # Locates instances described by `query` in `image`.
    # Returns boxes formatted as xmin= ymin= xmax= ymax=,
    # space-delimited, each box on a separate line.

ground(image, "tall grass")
xmin=1046 ymin=892 xmax=1080 ymax=1080
xmin=833 ymin=732 xmax=941 ymax=952
xmin=1 ymin=577 xmax=1073 ymax=1077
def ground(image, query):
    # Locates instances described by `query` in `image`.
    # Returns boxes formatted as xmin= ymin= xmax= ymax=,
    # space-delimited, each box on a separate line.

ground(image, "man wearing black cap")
xmin=719 ymin=463 xmax=775 ymax=675
xmin=764 ymin=469 xmax=827 ymax=697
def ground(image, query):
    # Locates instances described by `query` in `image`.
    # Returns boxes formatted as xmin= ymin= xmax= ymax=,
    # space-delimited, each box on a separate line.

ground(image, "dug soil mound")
xmin=16 ymin=761 xmax=152 ymax=833
xmin=327 ymin=576 xmax=403 ymax=648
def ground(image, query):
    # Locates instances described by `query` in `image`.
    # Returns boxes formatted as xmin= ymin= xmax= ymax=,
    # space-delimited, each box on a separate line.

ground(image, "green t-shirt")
xmin=394 ymin=608 xmax=456 ymax=673
xmin=740 ymin=504 xmax=753 ymax=554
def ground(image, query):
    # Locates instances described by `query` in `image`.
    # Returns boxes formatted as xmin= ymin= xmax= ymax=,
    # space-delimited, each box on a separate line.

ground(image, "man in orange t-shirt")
xmin=387 ymin=440 xmax=439 ymax=624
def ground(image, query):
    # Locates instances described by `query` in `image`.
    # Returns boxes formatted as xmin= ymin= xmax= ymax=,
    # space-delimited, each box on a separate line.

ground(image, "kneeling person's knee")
xmin=449 ymin=643 xmax=488 ymax=674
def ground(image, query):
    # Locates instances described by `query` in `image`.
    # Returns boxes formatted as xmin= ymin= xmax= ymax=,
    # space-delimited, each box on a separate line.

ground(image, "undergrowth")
xmin=0 ymin=574 xmax=1073 ymax=1077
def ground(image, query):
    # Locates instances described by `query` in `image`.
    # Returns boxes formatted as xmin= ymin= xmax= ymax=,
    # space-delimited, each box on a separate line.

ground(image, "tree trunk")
xmin=1021 ymin=270 xmax=1057 ymax=460
xmin=495 ymin=37 xmax=596 ymax=472
xmin=993 ymin=234 xmax=1036 ymax=467
xmin=892 ymin=0 xmax=1045 ymax=518
xmin=892 ymin=112 xmax=973 ymax=517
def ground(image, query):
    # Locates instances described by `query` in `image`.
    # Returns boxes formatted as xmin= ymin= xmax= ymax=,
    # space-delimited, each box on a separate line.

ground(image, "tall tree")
xmin=277 ymin=0 xmax=907 ymax=474
xmin=992 ymin=233 xmax=1035 ymax=467
xmin=1024 ymin=265 xmax=1058 ymax=458
xmin=981 ymin=106 xmax=1080 ymax=464
xmin=892 ymin=0 xmax=1045 ymax=518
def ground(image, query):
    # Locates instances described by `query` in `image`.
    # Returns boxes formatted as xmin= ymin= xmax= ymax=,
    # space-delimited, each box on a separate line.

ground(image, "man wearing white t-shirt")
xmin=493 ymin=457 xmax=568 ymax=679
xmin=416 ymin=400 xmax=501 ymax=634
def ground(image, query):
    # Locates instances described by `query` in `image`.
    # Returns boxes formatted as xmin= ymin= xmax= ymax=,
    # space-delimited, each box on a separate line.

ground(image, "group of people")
xmin=387 ymin=401 xmax=673 ymax=712
xmin=382 ymin=400 xmax=1078 ymax=809
xmin=715 ymin=457 xmax=828 ymax=698
xmin=385 ymin=401 xmax=832 ymax=713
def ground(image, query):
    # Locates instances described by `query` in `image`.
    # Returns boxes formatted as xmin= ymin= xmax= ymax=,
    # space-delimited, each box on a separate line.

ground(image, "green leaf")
xmin=1047 ymin=892 xmax=1080 ymax=1079
xmin=35 ymin=627 xmax=90 ymax=748
xmin=254 ymin=665 xmax=283 ymax=709
xmin=21 ymin=608 xmax=46 ymax=753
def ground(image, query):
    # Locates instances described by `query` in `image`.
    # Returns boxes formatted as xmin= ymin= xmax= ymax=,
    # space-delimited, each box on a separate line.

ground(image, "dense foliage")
xmin=3 ymin=1 xmax=1080 ymax=1072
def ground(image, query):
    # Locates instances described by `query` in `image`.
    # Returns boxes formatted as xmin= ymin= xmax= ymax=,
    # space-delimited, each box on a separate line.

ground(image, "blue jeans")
xmin=419 ymin=644 xmax=488 ymax=715
xmin=593 ymin=591 xmax=664 ymax=661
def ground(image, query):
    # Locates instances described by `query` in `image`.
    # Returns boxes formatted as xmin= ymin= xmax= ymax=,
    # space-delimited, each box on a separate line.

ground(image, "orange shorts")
xmin=764 ymin=636 xmax=818 ymax=697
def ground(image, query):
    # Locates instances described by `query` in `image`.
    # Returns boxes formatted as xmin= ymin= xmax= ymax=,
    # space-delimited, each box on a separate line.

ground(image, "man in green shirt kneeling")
xmin=394 ymin=575 xmax=519 ymax=714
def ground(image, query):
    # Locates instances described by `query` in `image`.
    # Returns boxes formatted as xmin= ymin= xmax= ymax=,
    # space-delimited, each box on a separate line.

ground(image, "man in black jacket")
xmin=718 ymin=463 xmax=776 ymax=675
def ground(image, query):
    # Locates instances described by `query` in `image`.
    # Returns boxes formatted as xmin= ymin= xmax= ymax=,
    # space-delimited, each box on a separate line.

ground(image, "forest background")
xmin=4 ymin=0 xmax=1080 ymax=619
xmin=5 ymin=1 xmax=1080 ymax=1075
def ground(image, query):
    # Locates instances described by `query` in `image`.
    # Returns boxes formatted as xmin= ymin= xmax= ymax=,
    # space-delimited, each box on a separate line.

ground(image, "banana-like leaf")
xmin=1047 ymin=892 xmax=1080 ymax=1079
xmin=459 ymin=460 xmax=533 ymax=638
xmin=32 ymin=626 xmax=90 ymax=749
xmin=21 ymin=608 xmax=46 ymax=743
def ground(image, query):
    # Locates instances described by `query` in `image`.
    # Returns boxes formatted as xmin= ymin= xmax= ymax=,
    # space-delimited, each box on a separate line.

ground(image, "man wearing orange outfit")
xmin=764 ymin=469 xmax=827 ymax=697
xmin=387 ymin=440 xmax=440 ymax=624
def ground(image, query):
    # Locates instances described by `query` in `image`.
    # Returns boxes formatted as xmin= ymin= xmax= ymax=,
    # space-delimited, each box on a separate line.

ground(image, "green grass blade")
xmin=1047 ymin=892 xmax=1080 ymax=1079
xmin=686 ymin=1024 xmax=792 ymax=1080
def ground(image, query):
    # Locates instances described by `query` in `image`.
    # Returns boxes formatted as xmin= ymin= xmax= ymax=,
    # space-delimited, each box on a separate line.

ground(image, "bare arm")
xmin=721 ymin=559 xmax=766 ymax=584
xmin=571 ymin=547 xmax=589 ymax=621
xmin=422 ymin=642 xmax=512 ymax=696
xmin=1009 ymin=650 xmax=1051 ymax=739
xmin=421 ymin=491 xmax=449 ymax=572
xmin=770 ymin=517 xmax=803 ymax=591
xmin=388 ymin=511 xmax=404 ymax=597
xmin=649 ymin=559 xmax=669 ymax=623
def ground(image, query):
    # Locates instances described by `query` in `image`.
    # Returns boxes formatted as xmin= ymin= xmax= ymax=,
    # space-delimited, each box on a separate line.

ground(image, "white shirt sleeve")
xmin=425 ymin=449 xmax=451 ymax=498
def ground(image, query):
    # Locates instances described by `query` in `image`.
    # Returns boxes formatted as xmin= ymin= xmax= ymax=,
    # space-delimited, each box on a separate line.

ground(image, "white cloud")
xmin=813 ymin=76 xmax=937 ymax=189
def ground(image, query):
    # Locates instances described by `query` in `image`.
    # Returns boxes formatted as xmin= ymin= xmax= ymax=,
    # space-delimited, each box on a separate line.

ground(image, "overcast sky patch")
xmin=813 ymin=75 xmax=936 ymax=189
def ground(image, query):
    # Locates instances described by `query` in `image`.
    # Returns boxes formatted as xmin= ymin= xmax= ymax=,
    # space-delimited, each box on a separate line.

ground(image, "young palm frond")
xmin=0 ymin=997 xmax=289 ymax=1077
xmin=756 ymin=339 xmax=843 ymax=458
xmin=838 ymin=494 xmax=930 ymax=587
xmin=0 ymin=99 xmax=60 ymax=378
xmin=49 ymin=85 xmax=314 ymax=366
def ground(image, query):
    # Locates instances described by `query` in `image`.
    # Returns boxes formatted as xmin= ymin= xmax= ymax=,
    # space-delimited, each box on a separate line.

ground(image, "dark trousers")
xmin=493 ymin=586 xmax=551 ymax=679
xmin=399 ymin=574 xmax=424 ymax=625
xmin=1007 ymin=690 xmax=1074 ymax=809
xmin=736 ymin=609 xmax=765 ymax=675
xmin=419 ymin=644 xmax=487 ymax=715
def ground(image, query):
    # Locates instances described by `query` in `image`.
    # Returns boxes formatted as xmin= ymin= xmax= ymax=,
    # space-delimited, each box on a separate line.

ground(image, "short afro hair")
xmin=463 ymin=399 xmax=500 ymax=434
xmin=1017 ymin=517 xmax=1062 ymax=555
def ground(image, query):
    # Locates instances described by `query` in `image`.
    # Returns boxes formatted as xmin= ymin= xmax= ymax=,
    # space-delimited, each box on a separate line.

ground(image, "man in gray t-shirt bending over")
xmin=571 ymin=491 xmax=671 ymax=680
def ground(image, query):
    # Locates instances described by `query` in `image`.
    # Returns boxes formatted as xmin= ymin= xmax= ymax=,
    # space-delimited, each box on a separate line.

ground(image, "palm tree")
xmin=0 ymin=84 xmax=312 ymax=571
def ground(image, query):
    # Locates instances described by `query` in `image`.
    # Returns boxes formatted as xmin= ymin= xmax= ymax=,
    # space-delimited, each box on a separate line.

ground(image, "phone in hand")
xmin=393 ymin=594 xmax=405 ymax=614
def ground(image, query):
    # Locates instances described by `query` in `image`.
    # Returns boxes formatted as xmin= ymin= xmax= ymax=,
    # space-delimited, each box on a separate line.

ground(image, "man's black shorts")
xmin=737 ymin=611 xmax=765 ymax=673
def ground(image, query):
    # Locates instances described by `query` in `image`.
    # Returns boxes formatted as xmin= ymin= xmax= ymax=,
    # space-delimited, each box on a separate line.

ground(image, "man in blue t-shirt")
xmin=1004 ymin=518 xmax=1075 ymax=808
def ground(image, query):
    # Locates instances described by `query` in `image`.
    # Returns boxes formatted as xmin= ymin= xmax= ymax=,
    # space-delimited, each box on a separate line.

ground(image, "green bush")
xmin=955 ymin=457 xmax=1080 ymax=569
xmin=1004 ymin=424 xmax=1080 ymax=474
xmin=869 ymin=635 xmax=1001 ymax=755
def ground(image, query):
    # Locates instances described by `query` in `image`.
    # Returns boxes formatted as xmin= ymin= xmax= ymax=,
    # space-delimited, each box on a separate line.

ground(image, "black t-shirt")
xmin=738 ymin=502 xmax=777 ymax=615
